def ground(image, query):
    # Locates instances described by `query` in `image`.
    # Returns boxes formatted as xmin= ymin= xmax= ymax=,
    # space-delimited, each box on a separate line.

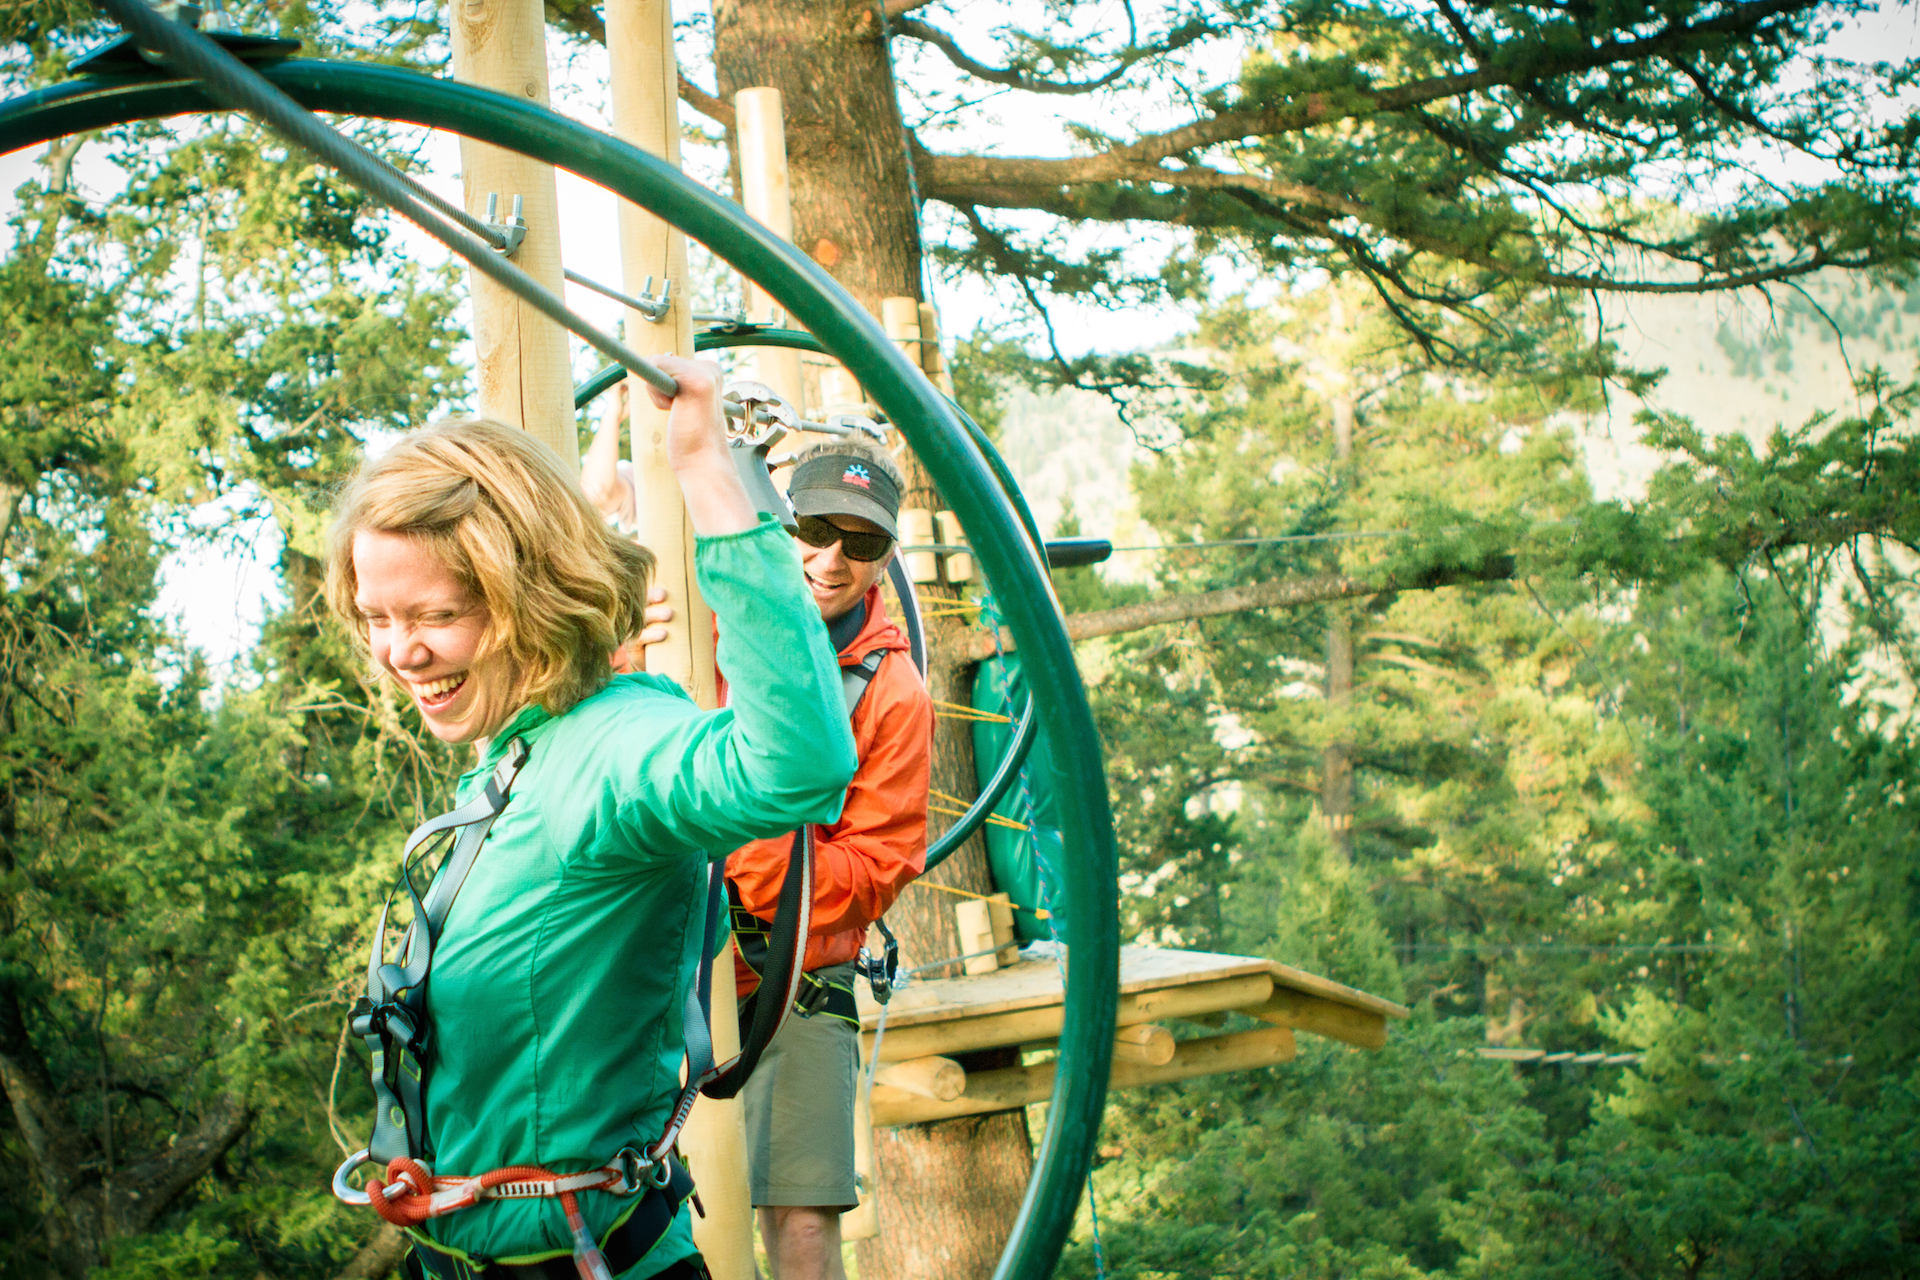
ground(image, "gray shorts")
xmin=741 ymin=962 xmax=859 ymax=1209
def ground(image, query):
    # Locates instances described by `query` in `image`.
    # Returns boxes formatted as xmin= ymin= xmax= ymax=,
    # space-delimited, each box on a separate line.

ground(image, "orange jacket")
xmin=725 ymin=586 xmax=932 ymax=994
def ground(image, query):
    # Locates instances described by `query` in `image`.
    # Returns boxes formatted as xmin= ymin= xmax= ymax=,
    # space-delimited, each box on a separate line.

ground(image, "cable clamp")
xmin=628 ymin=275 xmax=673 ymax=322
xmin=694 ymin=307 xmax=786 ymax=332
xmin=722 ymin=380 xmax=798 ymax=447
xmin=481 ymin=192 xmax=526 ymax=256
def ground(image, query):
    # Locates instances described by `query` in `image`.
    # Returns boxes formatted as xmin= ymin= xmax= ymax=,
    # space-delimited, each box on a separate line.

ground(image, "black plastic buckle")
xmin=349 ymin=999 xmax=426 ymax=1057
xmin=793 ymin=973 xmax=833 ymax=1017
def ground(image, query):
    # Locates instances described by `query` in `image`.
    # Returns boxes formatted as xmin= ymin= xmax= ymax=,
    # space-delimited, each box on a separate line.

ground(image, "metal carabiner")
xmin=332 ymin=1148 xmax=416 ymax=1207
xmin=332 ymin=1149 xmax=375 ymax=1206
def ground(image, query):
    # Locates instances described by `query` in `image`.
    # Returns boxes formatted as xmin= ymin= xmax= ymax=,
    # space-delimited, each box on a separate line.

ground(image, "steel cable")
xmin=91 ymin=0 xmax=680 ymax=398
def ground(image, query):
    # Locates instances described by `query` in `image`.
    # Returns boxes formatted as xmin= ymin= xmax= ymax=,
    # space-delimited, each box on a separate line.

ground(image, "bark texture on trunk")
xmin=713 ymin=0 xmax=924 ymax=311
xmin=864 ymin=1112 xmax=1037 ymax=1277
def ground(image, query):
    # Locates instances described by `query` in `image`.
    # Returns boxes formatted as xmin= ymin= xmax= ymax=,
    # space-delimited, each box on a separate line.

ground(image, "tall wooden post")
xmin=604 ymin=4 xmax=750 ymax=1278
xmin=450 ymin=0 xmax=575 ymax=462
xmin=734 ymin=88 xmax=808 ymax=413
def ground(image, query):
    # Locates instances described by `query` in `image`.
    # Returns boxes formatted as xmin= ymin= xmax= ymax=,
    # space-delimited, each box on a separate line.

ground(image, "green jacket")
xmin=413 ymin=519 xmax=857 ymax=1274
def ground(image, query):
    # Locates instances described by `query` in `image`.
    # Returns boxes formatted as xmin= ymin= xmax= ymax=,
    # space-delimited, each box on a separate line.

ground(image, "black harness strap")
xmin=840 ymin=648 xmax=888 ymax=714
xmin=647 ymin=823 xmax=812 ymax=1159
xmin=351 ymin=739 xmax=530 ymax=1164
xmin=724 ymin=646 xmax=892 ymax=1030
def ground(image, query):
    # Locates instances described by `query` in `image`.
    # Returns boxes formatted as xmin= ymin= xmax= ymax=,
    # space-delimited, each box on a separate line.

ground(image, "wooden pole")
xmin=734 ymin=88 xmax=809 ymax=416
xmin=605 ymin=4 xmax=749 ymax=1278
xmin=449 ymin=0 xmax=575 ymax=463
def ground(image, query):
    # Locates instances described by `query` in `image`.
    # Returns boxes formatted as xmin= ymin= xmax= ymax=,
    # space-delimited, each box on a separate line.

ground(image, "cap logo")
xmin=842 ymin=463 xmax=872 ymax=489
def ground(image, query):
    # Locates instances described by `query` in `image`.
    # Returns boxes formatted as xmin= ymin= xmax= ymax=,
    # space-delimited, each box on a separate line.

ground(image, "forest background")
xmin=2 ymin=1 xmax=1919 ymax=1278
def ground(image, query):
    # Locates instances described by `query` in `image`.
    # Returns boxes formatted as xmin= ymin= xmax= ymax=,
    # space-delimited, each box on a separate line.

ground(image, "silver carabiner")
xmin=332 ymin=1149 xmax=375 ymax=1206
xmin=332 ymin=1149 xmax=415 ymax=1206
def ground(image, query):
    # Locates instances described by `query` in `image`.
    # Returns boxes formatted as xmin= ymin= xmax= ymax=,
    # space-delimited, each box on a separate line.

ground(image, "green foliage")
xmin=0 ymin=62 xmax=467 ymax=1278
xmin=1060 ymin=1015 xmax=1544 ymax=1280
xmin=1024 ymin=285 xmax=1920 ymax=1280
xmin=879 ymin=0 xmax=1920 ymax=387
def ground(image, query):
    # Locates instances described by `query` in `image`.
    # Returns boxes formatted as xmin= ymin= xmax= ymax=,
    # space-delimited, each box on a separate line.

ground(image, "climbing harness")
xmin=348 ymin=739 xmax=530 ymax=1166
xmin=329 ymin=731 xmax=809 ymax=1277
xmin=334 ymin=1147 xmax=695 ymax=1280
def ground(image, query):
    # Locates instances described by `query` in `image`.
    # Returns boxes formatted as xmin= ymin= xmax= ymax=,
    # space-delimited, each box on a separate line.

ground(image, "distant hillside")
xmin=996 ymin=271 xmax=1920 ymax=535
xmin=1576 ymin=274 xmax=1919 ymax=498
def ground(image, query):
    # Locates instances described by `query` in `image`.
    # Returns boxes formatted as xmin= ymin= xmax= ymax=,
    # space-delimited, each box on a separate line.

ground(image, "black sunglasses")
xmin=792 ymin=514 xmax=894 ymax=562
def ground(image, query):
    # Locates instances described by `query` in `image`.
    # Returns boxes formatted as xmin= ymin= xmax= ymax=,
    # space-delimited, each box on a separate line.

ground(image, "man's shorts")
xmin=741 ymin=961 xmax=860 ymax=1210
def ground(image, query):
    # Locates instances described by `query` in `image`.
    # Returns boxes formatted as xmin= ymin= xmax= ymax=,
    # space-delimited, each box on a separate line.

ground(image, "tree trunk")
xmin=712 ymin=8 xmax=1029 ymax=1275
xmin=1323 ymin=610 xmax=1355 ymax=861
xmin=713 ymin=0 xmax=923 ymax=308
xmin=1323 ymin=386 xmax=1357 ymax=862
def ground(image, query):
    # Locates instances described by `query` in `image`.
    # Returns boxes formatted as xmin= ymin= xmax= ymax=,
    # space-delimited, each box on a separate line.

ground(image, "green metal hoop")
xmin=0 ymin=62 xmax=1119 ymax=1280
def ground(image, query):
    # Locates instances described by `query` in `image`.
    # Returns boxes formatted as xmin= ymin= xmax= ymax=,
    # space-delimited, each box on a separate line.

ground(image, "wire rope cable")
xmin=2 ymin=54 xmax=1121 ymax=1280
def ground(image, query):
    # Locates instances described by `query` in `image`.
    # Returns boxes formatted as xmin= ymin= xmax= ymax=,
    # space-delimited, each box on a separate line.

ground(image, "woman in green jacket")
xmin=324 ymin=357 xmax=857 ymax=1280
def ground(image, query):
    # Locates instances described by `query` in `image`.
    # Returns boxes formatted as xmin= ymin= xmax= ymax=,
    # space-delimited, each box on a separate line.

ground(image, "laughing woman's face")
xmin=352 ymin=530 xmax=517 ymax=744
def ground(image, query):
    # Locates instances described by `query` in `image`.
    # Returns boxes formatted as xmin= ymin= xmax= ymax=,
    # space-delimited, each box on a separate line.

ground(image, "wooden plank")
xmin=870 ymin=1027 xmax=1296 ymax=1127
xmin=1268 ymin=959 xmax=1410 ymax=1020
xmin=864 ymin=973 xmax=1272 ymax=1064
xmin=1244 ymin=987 xmax=1388 ymax=1051
xmin=859 ymin=945 xmax=1275 ymax=1032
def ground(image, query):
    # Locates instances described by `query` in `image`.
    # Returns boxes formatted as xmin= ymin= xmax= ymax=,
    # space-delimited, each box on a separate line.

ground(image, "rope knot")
xmin=368 ymin=1156 xmax=436 ymax=1227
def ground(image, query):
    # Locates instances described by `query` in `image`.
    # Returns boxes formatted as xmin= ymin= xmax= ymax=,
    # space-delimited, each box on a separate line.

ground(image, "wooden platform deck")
xmin=855 ymin=945 xmax=1409 ymax=1127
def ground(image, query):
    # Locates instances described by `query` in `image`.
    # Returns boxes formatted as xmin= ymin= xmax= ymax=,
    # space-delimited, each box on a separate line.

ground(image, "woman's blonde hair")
xmin=324 ymin=418 xmax=655 ymax=718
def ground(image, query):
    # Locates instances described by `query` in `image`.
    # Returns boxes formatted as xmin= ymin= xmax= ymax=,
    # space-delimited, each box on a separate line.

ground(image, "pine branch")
xmin=967 ymin=498 xmax=1915 ymax=658
xmin=966 ymin=554 xmax=1517 ymax=658
xmin=890 ymin=15 xmax=1214 ymax=96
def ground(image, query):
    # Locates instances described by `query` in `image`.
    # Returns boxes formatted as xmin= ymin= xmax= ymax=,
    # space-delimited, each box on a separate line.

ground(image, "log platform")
xmin=857 ymin=945 xmax=1409 ymax=1127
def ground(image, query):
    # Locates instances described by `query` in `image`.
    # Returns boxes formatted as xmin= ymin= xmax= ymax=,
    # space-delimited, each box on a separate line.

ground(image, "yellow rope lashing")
xmin=931 ymin=699 xmax=1011 ymax=724
xmin=929 ymin=799 xmax=1029 ymax=832
xmin=909 ymin=877 xmax=1051 ymax=921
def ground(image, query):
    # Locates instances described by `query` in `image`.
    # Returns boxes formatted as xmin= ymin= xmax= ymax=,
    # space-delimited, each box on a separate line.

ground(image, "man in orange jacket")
xmin=725 ymin=438 xmax=932 ymax=1280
